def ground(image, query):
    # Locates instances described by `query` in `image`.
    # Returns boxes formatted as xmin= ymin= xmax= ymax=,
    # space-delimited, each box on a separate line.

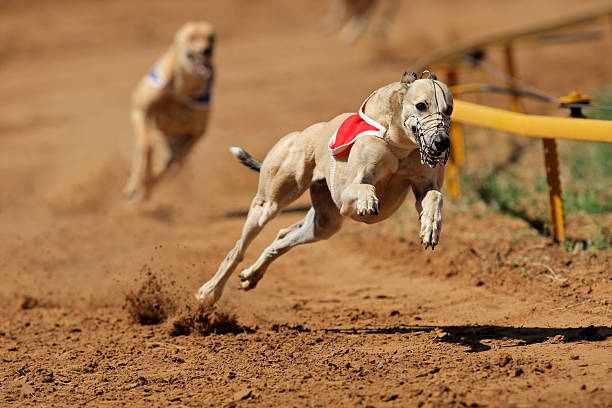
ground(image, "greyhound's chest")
xmin=151 ymin=95 xmax=210 ymax=139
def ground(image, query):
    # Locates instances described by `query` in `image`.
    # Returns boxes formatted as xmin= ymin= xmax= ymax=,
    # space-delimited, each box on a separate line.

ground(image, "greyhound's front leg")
xmin=415 ymin=188 xmax=443 ymax=249
xmin=339 ymin=183 xmax=379 ymax=216
xmin=336 ymin=136 xmax=397 ymax=218
xmin=124 ymin=108 xmax=152 ymax=204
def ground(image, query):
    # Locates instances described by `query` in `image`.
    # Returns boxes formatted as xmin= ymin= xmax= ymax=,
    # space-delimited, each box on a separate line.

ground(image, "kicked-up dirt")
xmin=1 ymin=0 xmax=611 ymax=406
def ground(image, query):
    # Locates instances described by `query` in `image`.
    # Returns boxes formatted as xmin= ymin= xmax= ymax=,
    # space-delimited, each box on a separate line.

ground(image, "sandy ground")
xmin=1 ymin=0 xmax=611 ymax=406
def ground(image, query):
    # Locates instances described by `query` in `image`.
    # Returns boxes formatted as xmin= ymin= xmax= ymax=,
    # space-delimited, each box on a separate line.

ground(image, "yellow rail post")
xmin=542 ymin=138 xmax=565 ymax=242
xmin=446 ymin=67 xmax=464 ymax=198
xmin=545 ymin=92 xmax=591 ymax=242
xmin=505 ymin=42 xmax=564 ymax=241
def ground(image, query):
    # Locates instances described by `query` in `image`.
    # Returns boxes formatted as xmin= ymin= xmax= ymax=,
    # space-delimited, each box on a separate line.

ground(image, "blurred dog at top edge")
xmin=322 ymin=0 xmax=399 ymax=43
xmin=123 ymin=21 xmax=215 ymax=205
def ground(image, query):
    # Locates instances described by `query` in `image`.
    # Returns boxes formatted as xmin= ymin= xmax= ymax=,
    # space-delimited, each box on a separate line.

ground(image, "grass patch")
xmin=563 ymin=221 xmax=612 ymax=252
xmin=560 ymin=140 xmax=612 ymax=215
xmin=460 ymin=167 xmax=547 ymax=234
xmin=585 ymin=84 xmax=612 ymax=121
xmin=463 ymin=141 xmax=612 ymax=218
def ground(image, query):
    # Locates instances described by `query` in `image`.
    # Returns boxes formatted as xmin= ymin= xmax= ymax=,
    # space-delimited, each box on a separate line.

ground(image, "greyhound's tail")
xmin=229 ymin=146 xmax=262 ymax=172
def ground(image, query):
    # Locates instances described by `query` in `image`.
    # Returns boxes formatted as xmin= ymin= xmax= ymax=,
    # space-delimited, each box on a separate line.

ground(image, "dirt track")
xmin=1 ymin=1 xmax=611 ymax=406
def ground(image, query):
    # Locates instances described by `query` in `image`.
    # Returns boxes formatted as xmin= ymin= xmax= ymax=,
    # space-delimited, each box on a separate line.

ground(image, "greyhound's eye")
xmin=416 ymin=102 xmax=427 ymax=112
xmin=445 ymin=105 xmax=453 ymax=115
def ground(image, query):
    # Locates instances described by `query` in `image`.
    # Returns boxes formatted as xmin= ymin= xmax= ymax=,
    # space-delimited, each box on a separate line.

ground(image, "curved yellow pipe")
xmin=453 ymin=99 xmax=612 ymax=143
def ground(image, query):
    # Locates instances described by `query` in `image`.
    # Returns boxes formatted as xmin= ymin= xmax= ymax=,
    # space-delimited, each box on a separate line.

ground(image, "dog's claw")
xmin=356 ymin=193 xmax=379 ymax=217
xmin=419 ymin=213 xmax=441 ymax=250
xmin=368 ymin=201 xmax=379 ymax=215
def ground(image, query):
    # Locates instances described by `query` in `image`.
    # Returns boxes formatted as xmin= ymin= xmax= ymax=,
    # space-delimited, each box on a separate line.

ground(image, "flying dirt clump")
xmin=124 ymin=267 xmax=176 ymax=325
xmin=20 ymin=295 xmax=39 ymax=310
xmin=170 ymin=302 xmax=252 ymax=336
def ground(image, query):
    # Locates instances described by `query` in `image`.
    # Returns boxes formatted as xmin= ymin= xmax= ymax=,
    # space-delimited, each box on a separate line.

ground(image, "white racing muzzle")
xmin=406 ymin=112 xmax=450 ymax=167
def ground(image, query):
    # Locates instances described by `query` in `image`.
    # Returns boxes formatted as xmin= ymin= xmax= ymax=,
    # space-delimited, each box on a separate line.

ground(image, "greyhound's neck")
xmin=174 ymin=67 xmax=209 ymax=94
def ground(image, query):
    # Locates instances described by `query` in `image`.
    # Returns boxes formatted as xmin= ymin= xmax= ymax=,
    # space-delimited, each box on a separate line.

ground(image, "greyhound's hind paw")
xmin=123 ymin=183 xmax=147 ymax=205
xmin=238 ymin=269 xmax=262 ymax=291
xmin=195 ymin=283 xmax=219 ymax=306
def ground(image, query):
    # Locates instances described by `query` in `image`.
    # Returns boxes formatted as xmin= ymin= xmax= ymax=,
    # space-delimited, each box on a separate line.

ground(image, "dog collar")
xmin=328 ymin=92 xmax=387 ymax=157
xmin=189 ymin=69 xmax=214 ymax=106
xmin=146 ymin=63 xmax=214 ymax=108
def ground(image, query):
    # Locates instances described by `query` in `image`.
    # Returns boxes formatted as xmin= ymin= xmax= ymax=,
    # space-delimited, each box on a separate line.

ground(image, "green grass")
xmin=463 ymin=141 xmax=612 ymax=218
xmin=460 ymin=167 xmax=547 ymax=233
xmin=564 ymin=221 xmax=612 ymax=252
xmin=586 ymin=85 xmax=612 ymax=121
xmin=560 ymin=140 xmax=612 ymax=215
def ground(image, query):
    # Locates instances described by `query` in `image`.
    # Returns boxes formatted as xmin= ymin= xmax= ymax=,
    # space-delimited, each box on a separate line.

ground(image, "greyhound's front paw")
xmin=419 ymin=208 xmax=442 ymax=250
xmin=341 ymin=184 xmax=379 ymax=216
xmin=357 ymin=190 xmax=379 ymax=216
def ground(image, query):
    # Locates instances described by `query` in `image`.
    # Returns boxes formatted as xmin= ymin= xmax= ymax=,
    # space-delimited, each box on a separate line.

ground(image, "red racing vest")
xmin=328 ymin=92 xmax=387 ymax=157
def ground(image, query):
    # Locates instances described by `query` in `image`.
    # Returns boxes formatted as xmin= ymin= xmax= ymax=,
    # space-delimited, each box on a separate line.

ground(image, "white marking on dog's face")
xmin=175 ymin=22 xmax=215 ymax=78
xmin=401 ymin=79 xmax=453 ymax=165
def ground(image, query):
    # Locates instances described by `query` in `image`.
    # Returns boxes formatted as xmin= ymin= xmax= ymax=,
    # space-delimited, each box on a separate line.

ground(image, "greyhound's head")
xmin=399 ymin=71 xmax=453 ymax=167
xmin=175 ymin=22 xmax=215 ymax=79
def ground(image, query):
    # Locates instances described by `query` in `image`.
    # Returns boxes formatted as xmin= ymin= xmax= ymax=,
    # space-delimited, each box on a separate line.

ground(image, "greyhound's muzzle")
xmin=408 ymin=114 xmax=450 ymax=167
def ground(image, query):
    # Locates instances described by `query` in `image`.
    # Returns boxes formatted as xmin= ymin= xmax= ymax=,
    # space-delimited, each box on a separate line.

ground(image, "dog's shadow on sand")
xmin=225 ymin=205 xmax=311 ymax=218
xmin=139 ymin=204 xmax=176 ymax=224
xmin=322 ymin=324 xmax=612 ymax=352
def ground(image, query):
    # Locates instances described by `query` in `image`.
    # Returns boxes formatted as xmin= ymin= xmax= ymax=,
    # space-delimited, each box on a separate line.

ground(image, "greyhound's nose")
xmin=202 ymin=47 xmax=213 ymax=57
xmin=434 ymin=135 xmax=450 ymax=151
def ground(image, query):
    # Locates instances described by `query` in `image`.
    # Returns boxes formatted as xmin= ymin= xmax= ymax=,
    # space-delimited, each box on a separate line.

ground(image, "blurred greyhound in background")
xmin=322 ymin=0 xmax=399 ymax=43
xmin=124 ymin=22 xmax=215 ymax=205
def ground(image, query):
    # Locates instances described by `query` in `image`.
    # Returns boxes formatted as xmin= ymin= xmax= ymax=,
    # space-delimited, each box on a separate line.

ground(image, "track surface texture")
xmin=1 ymin=1 xmax=611 ymax=407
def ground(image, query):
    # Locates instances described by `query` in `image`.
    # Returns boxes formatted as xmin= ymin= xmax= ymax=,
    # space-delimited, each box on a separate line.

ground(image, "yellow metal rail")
xmin=453 ymin=100 xmax=612 ymax=142
xmin=451 ymin=99 xmax=612 ymax=243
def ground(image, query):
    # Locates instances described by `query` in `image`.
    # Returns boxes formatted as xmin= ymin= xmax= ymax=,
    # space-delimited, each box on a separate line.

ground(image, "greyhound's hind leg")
xmin=146 ymin=134 xmax=198 ymax=191
xmin=197 ymin=135 xmax=316 ymax=304
xmin=195 ymin=198 xmax=279 ymax=305
xmin=238 ymin=181 xmax=344 ymax=290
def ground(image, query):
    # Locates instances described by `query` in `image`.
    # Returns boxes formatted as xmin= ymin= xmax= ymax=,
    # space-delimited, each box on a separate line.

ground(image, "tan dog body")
xmin=196 ymin=73 xmax=453 ymax=305
xmin=124 ymin=22 xmax=215 ymax=204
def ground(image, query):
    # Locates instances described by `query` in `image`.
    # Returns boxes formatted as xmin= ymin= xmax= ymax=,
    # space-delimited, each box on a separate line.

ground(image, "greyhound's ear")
xmin=400 ymin=71 xmax=417 ymax=86
xmin=420 ymin=71 xmax=437 ymax=80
